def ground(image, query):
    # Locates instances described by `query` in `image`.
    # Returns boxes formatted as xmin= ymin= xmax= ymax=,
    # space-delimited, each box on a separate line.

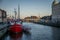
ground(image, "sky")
xmin=0 ymin=0 xmax=55 ymax=19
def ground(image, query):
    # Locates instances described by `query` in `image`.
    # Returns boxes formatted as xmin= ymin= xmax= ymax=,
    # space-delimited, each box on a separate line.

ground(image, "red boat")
xmin=9 ymin=9 xmax=23 ymax=34
xmin=9 ymin=23 xmax=23 ymax=34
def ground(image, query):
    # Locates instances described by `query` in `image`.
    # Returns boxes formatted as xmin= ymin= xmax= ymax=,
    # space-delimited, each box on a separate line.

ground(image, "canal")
xmin=1 ymin=22 xmax=60 ymax=40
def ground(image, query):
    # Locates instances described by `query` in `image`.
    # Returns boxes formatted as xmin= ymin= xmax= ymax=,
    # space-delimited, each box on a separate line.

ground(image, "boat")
xmin=9 ymin=20 xmax=23 ymax=34
xmin=8 ymin=8 xmax=24 ymax=34
xmin=22 ymin=25 xmax=31 ymax=34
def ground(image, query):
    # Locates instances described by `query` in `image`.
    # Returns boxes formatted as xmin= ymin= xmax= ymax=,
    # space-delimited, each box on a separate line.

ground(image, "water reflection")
xmin=52 ymin=27 xmax=60 ymax=40
xmin=1 ymin=30 xmax=31 ymax=40
xmin=9 ymin=33 xmax=23 ymax=40
xmin=23 ymin=31 xmax=31 ymax=40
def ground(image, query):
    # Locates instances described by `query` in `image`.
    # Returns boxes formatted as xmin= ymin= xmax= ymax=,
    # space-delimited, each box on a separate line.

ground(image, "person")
xmin=21 ymin=20 xmax=23 ymax=24
xmin=7 ymin=21 xmax=11 ymax=26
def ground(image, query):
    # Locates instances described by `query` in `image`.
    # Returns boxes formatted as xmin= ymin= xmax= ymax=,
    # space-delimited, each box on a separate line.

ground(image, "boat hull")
xmin=9 ymin=24 xmax=23 ymax=34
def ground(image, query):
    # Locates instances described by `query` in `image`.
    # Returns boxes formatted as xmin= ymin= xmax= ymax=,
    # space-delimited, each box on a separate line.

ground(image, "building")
xmin=52 ymin=0 xmax=60 ymax=23
xmin=24 ymin=16 xmax=40 ymax=22
xmin=0 ymin=9 xmax=7 ymax=23
xmin=0 ymin=9 xmax=8 ymax=38
xmin=24 ymin=17 xmax=31 ymax=22
xmin=41 ymin=16 xmax=52 ymax=20
xmin=40 ymin=15 xmax=52 ymax=23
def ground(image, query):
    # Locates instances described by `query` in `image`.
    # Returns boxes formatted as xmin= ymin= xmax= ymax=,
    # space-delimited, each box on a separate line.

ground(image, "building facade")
xmin=0 ymin=9 xmax=7 ymax=23
xmin=52 ymin=0 xmax=60 ymax=23
xmin=24 ymin=16 xmax=40 ymax=22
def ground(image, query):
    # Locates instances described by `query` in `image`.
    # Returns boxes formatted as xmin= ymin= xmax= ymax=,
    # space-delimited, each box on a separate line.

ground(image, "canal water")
xmin=1 ymin=22 xmax=60 ymax=40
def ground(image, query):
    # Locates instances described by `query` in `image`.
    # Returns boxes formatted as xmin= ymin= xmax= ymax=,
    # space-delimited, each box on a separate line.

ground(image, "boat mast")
xmin=18 ymin=4 xmax=20 ymax=19
xmin=14 ymin=9 xmax=17 ymax=22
